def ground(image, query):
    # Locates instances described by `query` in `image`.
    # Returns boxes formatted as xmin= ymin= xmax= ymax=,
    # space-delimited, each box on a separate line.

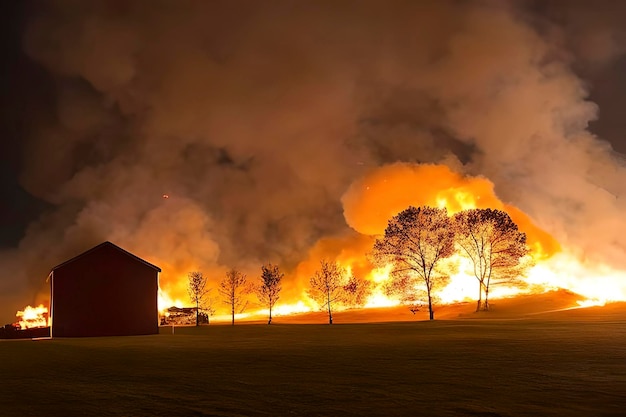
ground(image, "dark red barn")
xmin=49 ymin=241 xmax=161 ymax=337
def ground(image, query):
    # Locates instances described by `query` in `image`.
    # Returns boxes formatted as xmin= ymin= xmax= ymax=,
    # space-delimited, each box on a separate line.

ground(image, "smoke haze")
xmin=3 ymin=0 xmax=626 ymax=321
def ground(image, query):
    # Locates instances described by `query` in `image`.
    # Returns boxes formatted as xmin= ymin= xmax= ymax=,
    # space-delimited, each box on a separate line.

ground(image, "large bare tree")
xmin=187 ymin=271 xmax=210 ymax=326
xmin=373 ymin=206 xmax=455 ymax=320
xmin=219 ymin=268 xmax=249 ymax=325
xmin=453 ymin=208 xmax=530 ymax=311
xmin=256 ymin=263 xmax=283 ymax=325
xmin=308 ymin=260 xmax=351 ymax=324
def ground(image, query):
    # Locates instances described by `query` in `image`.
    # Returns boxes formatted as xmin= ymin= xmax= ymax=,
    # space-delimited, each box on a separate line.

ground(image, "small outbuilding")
xmin=49 ymin=241 xmax=161 ymax=337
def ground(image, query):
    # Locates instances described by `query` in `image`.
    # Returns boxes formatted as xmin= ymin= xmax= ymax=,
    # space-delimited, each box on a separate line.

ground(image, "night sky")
xmin=3 ymin=0 xmax=626 ymax=320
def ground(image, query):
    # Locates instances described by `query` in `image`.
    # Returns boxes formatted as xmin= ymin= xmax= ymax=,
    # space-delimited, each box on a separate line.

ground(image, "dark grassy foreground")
xmin=1 ymin=317 xmax=625 ymax=417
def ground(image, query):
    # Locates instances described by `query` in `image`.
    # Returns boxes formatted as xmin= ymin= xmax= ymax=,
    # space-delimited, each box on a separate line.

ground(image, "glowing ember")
xmin=16 ymin=304 xmax=49 ymax=329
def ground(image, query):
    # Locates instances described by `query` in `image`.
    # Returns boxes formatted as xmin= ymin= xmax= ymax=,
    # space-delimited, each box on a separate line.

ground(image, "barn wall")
xmin=51 ymin=244 xmax=158 ymax=337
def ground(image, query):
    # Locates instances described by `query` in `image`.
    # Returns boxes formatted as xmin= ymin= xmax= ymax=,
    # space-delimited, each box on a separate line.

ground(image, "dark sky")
xmin=0 ymin=1 xmax=51 ymax=247
xmin=3 ymin=0 xmax=626 ymax=320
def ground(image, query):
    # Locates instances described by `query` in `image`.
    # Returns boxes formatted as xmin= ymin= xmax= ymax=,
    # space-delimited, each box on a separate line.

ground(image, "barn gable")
xmin=52 ymin=241 xmax=161 ymax=273
xmin=50 ymin=241 xmax=160 ymax=338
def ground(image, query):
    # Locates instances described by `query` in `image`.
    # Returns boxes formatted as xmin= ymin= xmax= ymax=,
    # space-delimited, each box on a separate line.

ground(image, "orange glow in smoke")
xmin=342 ymin=163 xmax=560 ymax=259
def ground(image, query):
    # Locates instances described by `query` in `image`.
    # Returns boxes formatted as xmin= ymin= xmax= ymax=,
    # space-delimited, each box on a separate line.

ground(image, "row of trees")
xmin=187 ymin=263 xmax=284 ymax=326
xmin=186 ymin=206 xmax=529 ymax=325
xmin=187 ymin=259 xmax=371 ymax=326
xmin=373 ymin=206 xmax=530 ymax=320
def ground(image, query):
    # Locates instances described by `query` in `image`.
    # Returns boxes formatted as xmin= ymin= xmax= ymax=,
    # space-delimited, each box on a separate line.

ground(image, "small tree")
xmin=373 ymin=206 xmax=455 ymax=320
xmin=187 ymin=271 xmax=210 ymax=326
xmin=343 ymin=274 xmax=372 ymax=308
xmin=219 ymin=268 xmax=249 ymax=325
xmin=308 ymin=260 xmax=350 ymax=324
xmin=256 ymin=263 xmax=283 ymax=325
xmin=453 ymin=208 xmax=530 ymax=311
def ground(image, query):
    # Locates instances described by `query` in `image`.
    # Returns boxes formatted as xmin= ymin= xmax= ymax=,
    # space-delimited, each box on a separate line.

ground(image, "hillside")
xmin=226 ymin=289 xmax=623 ymax=325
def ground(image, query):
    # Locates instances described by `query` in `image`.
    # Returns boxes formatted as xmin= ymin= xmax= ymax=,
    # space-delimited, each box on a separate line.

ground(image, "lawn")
xmin=1 ymin=313 xmax=625 ymax=416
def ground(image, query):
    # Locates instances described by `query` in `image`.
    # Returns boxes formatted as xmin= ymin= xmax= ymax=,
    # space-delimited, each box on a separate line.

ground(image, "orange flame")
xmin=16 ymin=304 xmax=49 ymax=329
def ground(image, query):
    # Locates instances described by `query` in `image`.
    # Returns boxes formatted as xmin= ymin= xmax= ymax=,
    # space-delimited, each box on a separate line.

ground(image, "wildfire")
xmin=270 ymin=301 xmax=311 ymax=316
xmin=245 ymin=301 xmax=313 ymax=320
xmin=15 ymin=304 xmax=49 ymax=329
xmin=336 ymin=163 xmax=625 ymax=308
xmin=149 ymin=163 xmax=626 ymax=321
xmin=158 ymin=289 xmax=185 ymax=314
xmin=365 ymin=265 xmax=400 ymax=308
xmin=526 ymin=253 xmax=626 ymax=306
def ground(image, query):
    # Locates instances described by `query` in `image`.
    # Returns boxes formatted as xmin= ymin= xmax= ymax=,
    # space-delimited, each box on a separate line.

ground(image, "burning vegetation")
xmin=0 ymin=304 xmax=50 ymax=339
xmin=15 ymin=304 xmax=49 ymax=330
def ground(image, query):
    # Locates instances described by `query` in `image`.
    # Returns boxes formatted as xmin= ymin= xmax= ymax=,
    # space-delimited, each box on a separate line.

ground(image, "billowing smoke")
xmin=3 ymin=0 xmax=626 ymax=321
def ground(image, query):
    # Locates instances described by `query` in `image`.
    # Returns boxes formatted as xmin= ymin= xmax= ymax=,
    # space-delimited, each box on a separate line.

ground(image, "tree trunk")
xmin=328 ymin=301 xmax=333 ymax=325
xmin=428 ymin=293 xmax=434 ymax=320
xmin=483 ymin=285 xmax=490 ymax=311
xmin=231 ymin=303 xmax=235 ymax=326
xmin=327 ymin=289 xmax=333 ymax=325
xmin=476 ymin=283 xmax=483 ymax=312
xmin=268 ymin=305 xmax=272 ymax=325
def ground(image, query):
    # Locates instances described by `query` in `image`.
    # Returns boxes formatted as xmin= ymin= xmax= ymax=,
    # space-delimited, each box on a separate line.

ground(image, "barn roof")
xmin=51 ymin=241 xmax=162 ymax=272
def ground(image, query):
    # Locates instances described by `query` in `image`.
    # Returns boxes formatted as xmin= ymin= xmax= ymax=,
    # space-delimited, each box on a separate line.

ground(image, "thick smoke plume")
xmin=3 ymin=0 xmax=626 ymax=321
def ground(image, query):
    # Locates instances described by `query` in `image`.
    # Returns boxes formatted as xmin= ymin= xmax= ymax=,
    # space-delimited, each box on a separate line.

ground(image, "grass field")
xmin=1 ymin=301 xmax=625 ymax=416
